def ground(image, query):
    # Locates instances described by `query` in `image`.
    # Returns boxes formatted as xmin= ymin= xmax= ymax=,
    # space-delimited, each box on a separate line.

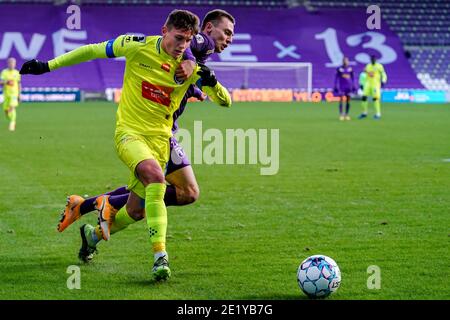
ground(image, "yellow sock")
xmin=145 ymin=183 xmax=167 ymax=254
xmin=110 ymin=206 xmax=136 ymax=235
xmin=152 ymin=242 xmax=166 ymax=253
xmin=362 ymin=100 xmax=368 ymax=114
xmin=10 ymin=108 xmax=16 ymax=123
xmin=374 ymin=99 xmax=381 ymax=115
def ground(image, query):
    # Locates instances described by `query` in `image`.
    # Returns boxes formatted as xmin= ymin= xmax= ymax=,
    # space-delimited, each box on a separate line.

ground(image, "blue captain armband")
xmin=105 ymin=39 xmax=116 ymax=58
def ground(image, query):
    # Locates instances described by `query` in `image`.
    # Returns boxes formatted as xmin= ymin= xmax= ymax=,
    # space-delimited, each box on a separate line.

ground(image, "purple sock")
xmin=105 ymin=186 xmax=128 ymax=196
xmin=79 ymin=186 xmax=128 ymax=215
xmin=164 ymin=185 xmax=178 ymax=206
xmin=339 ymin=101 xmax=343 ymax=115
xmin=108 ymin=193 xmax=129 ymax=210
xmin=345 ymin=102 xmax=350 ymax=115
xmin=80 ymin=197 xmax=97 ymax=215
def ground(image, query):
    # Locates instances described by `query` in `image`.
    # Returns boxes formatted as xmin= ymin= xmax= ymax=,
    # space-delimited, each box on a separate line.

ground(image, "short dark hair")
xmin=165 ymin=9 xmax=200 ymax=34
xmin=201 ymin=9 xmax=235 ymax=30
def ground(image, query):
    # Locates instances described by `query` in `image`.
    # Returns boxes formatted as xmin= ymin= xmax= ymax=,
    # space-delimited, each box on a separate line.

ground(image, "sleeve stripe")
xmin=106 ymin=39 xmax=116 ymax=58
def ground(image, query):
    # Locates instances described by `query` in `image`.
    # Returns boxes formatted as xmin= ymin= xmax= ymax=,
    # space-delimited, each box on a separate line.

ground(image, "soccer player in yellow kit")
xmin=359 ymin=55 xmax=387 ymax=120
xmin=20 ymin=10 xmax=231 ymax=280
xmin=1 ymin=58 xmax=21 ymax=131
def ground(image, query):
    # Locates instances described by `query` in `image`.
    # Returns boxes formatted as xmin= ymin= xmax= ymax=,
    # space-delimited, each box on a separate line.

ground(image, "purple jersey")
xmin=172 ymin=85 xmax=203 ymax=133
xmin=172 ymin=33 xmax=216 ymax=132
xmin=183 ymin=33 xmax=216 ymax=64
xmin=334 ymin=66 xmax=355 ymax=92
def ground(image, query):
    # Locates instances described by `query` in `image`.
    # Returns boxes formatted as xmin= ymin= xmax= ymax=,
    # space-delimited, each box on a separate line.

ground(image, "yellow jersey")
xmin=364 ymin=62 xmax=387 ymax=86
xmin=49 ymin=34 xmax=201 ymax=138
xmin=1 ymin=68 xmax=21 ymax=97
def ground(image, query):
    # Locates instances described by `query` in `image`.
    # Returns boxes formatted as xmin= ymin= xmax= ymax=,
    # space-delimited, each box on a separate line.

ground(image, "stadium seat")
xmin=309 ymin=0 xmax=449 ymax=90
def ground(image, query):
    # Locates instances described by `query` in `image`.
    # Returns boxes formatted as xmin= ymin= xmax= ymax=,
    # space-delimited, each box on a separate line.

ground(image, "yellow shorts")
xmin=3 ymin=95 xmax=19 ymax=110
xmin=115 ymin=131 xmax=170 ymax=199
xmin=363 ymin=84 xmax=381 ymax=99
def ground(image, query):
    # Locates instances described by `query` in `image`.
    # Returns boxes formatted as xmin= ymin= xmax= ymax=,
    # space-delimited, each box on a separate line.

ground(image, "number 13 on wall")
xmin=315 ymin=28 xmax=397 ymax=67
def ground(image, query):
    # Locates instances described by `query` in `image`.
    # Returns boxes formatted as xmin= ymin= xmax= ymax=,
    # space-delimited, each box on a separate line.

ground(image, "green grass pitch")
xmin=0 ymin=101 xmax=449 ymax=299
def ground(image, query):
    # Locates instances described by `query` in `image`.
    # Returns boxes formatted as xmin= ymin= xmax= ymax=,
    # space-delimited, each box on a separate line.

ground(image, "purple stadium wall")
xmin=0 ymin=4 xmax=422 ymax=90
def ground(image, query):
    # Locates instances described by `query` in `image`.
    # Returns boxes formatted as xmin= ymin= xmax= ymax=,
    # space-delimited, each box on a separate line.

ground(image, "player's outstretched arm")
xmin=20 ymin=35 xmax=143 ymax=75
xmin=20 ymin=42 xmax=110 ymax=75
xmin=196 ymin=64 xmax=232 ymax=108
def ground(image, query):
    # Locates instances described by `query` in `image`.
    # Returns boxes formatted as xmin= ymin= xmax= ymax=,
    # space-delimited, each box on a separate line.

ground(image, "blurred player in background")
xmin=20 ymin=9 xmax=230 ymax=281
xmin=1 ymin=58 xmax=21 ymax=131
xmin=359 ymin=55 xmax=387 ymax=120
xmin=55 ymin=9 xmax=234 ymax=257
xmin=333 ymin=57 xmax=355 ymax=121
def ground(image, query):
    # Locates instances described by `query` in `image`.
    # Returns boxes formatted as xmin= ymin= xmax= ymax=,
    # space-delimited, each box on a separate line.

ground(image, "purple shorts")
xmin=166 ymin=136 xmax=190 ymax=175
xmin=336 ymin=88 xmax=352 ymax=96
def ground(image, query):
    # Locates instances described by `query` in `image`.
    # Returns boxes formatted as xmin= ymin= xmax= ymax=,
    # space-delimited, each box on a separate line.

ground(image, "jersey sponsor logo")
xmin=195 ymin=34 xmax=205 ymax=44
xmin=139 ymin=62 xmax=152 ymax=70
xmin=174 ymin=75 xmax=185 ymax=85
xmin=141 ymin=81 xmax=174 ymax=107
xmin=161 ymin=63 xmax=170 ymax=73
xmin=123 ymin=35 xmax=144 ymax=44
xmin=133 ymin=36 xmax=145 ymax=43
xmin=206 ymin=49 xmax=215 ymax=55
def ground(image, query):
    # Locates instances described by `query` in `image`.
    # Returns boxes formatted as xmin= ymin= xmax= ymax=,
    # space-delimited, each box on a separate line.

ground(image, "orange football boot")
xmin=95 ymin=195 xmax=117 ymax=241
xmin=57 ymin=195 xmax=85 ymax=232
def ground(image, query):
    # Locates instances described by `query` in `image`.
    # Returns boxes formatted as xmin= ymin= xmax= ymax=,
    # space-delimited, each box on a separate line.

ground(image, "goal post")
xmin=205 ymin=62 xmax=313 ymax=95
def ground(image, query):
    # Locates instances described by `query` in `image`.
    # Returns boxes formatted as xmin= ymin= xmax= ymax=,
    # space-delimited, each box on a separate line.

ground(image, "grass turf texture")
xmin=0 ymin=101 xmax=449 ymax=300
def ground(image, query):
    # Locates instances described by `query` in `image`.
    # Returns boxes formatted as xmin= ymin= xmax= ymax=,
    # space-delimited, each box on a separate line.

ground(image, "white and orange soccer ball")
xmin=297 ymin=255 xmax=341 ymax=298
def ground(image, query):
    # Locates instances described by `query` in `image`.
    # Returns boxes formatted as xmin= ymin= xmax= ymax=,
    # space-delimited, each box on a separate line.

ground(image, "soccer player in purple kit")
xmin=333 ymin=57 xmax=356 ymax=121
xmin=56 ymin=10 xmax=235 ymax=262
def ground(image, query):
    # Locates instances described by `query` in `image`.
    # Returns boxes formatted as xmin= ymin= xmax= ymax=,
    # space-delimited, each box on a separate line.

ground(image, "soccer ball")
xmin=297 ymin=255 xmax=341 ymax=298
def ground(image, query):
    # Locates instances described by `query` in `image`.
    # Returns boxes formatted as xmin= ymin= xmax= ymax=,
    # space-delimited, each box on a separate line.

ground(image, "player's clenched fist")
xmin=197 ymin=63 xmax=217 ymax=87
xmin=176 ymin=60 xmax=196 ymax=81
xmin=19 ymin=59 xmax=50 ymax=75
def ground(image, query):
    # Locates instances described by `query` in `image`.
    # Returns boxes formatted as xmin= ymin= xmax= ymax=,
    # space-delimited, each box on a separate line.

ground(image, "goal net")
xmin=206 ymin=62 xmax=312 ymax=94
